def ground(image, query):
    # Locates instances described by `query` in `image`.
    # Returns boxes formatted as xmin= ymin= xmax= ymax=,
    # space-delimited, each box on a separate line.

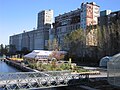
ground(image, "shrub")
xmin=60 ymin=63 xmax=71 ymax=70
xmin=41 ymin=64 xmax=52 ymax=71
xmin=28 ymin=63 xmax=37 ymax=69
xmin=27 ymin=61 xmax=88 ymax=73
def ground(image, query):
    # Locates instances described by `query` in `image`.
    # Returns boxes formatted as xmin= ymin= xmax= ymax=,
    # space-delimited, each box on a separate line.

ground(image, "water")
xmin=0 ymin=60 xmax=21 ymax=73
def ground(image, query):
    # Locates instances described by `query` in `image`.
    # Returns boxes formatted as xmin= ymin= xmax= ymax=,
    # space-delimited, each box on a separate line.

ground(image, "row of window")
xmin=57 ymin=24 xmax=80 ymax=33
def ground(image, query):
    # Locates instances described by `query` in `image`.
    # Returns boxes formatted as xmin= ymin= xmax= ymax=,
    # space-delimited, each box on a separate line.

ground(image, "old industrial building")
xmin=9 ymin=2 xmax=120 ymax=58
xmin=10 ymin=10 xmax=53 ymax=52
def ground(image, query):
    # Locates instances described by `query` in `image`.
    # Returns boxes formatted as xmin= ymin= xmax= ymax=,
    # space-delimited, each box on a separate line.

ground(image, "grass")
xmin=28 ymin=62 xmax=88 ymax=73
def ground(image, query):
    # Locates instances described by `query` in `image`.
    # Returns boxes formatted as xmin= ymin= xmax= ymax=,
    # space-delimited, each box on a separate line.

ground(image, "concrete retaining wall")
xmin=4 ymin=59 xmax=39 ymax=72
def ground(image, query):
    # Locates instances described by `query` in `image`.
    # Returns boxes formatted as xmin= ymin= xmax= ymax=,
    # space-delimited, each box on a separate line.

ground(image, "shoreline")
xmin=4 ymin=59 xmax=40 ymax=72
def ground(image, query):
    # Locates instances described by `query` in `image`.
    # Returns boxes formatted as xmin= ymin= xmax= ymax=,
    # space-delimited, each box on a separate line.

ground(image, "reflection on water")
xmin=0 ymin=60 xmax=21 ymax=73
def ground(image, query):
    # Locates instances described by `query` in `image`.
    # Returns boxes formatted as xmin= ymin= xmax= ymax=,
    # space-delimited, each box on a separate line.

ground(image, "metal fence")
xmin=0 ymin=71 xmax=89 ymax=90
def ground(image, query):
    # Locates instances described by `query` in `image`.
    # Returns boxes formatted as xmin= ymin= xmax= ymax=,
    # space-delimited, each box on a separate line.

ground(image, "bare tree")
xmin=64 ymin=29 xmax=85 ymax=59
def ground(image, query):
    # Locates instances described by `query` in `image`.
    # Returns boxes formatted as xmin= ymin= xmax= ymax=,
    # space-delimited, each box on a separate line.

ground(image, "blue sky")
xmin=0 ymin=0 xmax=120 ymax=45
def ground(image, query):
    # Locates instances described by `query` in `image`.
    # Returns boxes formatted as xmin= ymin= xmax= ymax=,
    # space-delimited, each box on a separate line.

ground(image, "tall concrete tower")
xmin=35 ymin=10 xmax=54 ymax=50
xmin=37 ymin=9 xmax=53 ymax=29
xmin=80 ymin=2 xmax=100 ymax=29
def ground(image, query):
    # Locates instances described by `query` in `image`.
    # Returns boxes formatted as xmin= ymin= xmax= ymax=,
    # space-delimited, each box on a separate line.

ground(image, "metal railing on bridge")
xmin=0 ymin=71 xmax=89 ymax=90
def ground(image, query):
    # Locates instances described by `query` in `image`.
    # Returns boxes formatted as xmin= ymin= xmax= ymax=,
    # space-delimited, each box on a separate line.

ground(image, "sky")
xmin=0 ymin=0 xmax=120 ymax=45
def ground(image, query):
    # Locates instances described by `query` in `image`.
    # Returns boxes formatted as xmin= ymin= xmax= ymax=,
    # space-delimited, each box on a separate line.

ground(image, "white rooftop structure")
xmin=24 ymin=50 xmax=67 ymax=60
xmin=24 ymin=50 xmax=52 ymax=60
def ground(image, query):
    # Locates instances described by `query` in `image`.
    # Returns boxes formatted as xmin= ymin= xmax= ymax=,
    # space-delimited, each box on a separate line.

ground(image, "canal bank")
xmin=4 ymin=59 xmax=39 ymax=72
xmin=0 ymin=60 xmax=21 ymax=73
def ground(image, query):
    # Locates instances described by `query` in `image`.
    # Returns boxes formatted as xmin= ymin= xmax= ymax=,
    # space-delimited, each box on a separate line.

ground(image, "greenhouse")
xmin=99 ymin=56 xmax=112 ymax=67
xmin=107 ymin=53 xmax=120 ymax=87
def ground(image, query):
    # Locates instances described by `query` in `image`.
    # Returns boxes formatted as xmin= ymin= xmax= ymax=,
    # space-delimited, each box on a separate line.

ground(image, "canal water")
xmin=0 ymin=56 xmax=21 ymax=73
xmin=0 ymin=60 xmax=21 ymax=73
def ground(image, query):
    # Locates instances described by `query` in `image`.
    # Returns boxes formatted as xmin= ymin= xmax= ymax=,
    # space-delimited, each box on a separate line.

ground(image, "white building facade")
xmin=37 ymin=10 xmax=53 ymax=29
xmin=80 ymin=2 xmax=100 ymax=46
xmin=80 ymin=2 xmax=100 ymax=29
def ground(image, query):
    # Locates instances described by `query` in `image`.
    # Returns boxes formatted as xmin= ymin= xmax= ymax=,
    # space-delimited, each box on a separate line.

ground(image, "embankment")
xmin=4 ymin=59 xmax=39 ymax=72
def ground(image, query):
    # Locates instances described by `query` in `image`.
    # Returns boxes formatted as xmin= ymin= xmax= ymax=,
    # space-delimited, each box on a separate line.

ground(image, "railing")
xmin=0 ymin=72 xmax=89 ymax=90
xmin=44 ymin=70 xmax=71 ymax=76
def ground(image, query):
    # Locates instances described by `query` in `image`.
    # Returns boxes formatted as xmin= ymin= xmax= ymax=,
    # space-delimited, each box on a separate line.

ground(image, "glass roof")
xmin=109 ymin=53 xmax=120 ymax=62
